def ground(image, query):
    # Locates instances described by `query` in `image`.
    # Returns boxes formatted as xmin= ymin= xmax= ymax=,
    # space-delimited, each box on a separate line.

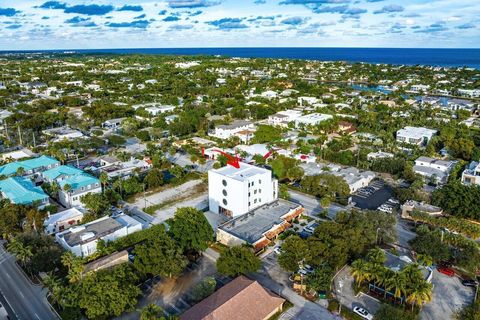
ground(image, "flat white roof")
xmin=212 ymin=162 xmax=270 ymax=182
xmin=397 ymin=126 xmax=437 ymax=137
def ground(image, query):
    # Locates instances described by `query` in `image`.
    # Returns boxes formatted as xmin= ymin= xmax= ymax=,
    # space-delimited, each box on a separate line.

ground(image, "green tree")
xmin=133 ymin=230 xmax=187 ymax=277
xmin=61 ymin=251 xmax=85 ymax=283
xmin=7 ymin=238 xmax=33 ymax=266
xmin=169 ymin=207 xmax=213 ymax=253
xmin=252 ymin=125 xmax=282 ymax=144
xmin=140 ymin=304 xmax=164 ymax=320
xmin=307 ymin=265 xmax=333 ymax=293
xmin=80 ymin=193 xmax=110 ymax=218
xmin=145 ymin=168 xmax=164 ymax=189
xmin=374 ymin=304 xmax=417 ymax=320
xmin=76 ymin=265 xmax=140 ymax=319
xmin=190 ymin=277 xmax=217 ymax=302
xmin=278 ymin=235 xmax=309 ymax=272
xmin=99 ymin=172 xmax=108 ymax=194
xmin=216 ymin=246 xmax=261 ymax=276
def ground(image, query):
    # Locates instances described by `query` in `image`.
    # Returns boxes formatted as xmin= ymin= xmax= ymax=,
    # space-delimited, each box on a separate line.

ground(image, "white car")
xmin=353 ymin=306 xmax=373 ymax=320
xmin=273 ymin=247 xmax=282 ymax=255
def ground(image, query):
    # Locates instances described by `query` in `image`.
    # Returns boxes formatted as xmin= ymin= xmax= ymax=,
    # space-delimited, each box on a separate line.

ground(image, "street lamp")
xmin=375 ymin=227 xmax=381 ymax=244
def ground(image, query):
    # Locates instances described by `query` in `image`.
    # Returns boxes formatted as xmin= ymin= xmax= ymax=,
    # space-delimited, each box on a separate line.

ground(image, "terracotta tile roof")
xmin=180 ymin=276 xmax=285 ymax=320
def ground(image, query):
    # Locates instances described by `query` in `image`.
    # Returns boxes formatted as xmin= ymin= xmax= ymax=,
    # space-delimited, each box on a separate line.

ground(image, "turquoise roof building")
xmin=42 ymin=165 xmax=101 ymax=208
xmin=0 ymin=176 xmax=49 ymax=207
xmin=0 ymin=155 xmax=60 ymax=177
xmin=42 ymin=165 xmax=100 ymax=190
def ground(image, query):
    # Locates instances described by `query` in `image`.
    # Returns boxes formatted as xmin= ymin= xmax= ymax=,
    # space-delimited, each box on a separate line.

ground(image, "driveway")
xmin=421 ymin=270 xmax=473 ymax=320
xmin=332 ymin=266 xmax=381 ymax=316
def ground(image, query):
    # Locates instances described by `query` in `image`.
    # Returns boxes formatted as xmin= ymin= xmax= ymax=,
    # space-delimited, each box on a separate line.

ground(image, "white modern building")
xmin=267 ymin=110 xmax=302 ymax=127
xmin=367 ymin=151 xmax=394 ymax=161
xmin=209 ymin=120 xmax=255 ymax=142
xmin=44 ymin=207 xmax=86 ymax=235
xmin=56 ymin=214 xmax=142 ymax=257
xmin=396 ymin=126 xmax=438 ymax=146
xmin=42 ymin=126 xmax=84 ymax=142
xmin=208 ymin=162 xmax=278 ymax=219
xmin=461 ymin=161 xmax=480 ymax=186
xmin=413 ymin=156 xmax=457 ymax=184
xmin=294 ymin=113 xmax=333 ymax=128
xmin=457 ymin=89 xmax=480 ymax=98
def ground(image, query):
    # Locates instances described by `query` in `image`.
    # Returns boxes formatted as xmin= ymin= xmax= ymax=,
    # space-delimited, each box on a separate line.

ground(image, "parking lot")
xmin=352 ymin=180 xmax=395 ymax=211
xmin=421 ymin=270 xmax=474 ymax=320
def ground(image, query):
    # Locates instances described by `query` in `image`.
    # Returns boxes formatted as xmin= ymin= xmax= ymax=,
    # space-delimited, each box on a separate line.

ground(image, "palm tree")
xmin=61 ymin=252 xmax=84 ymax=283
xmin=406 ymin=281 xmax=433 ymax=311
xmin=50 ymin=182 xmax=60 ymax=200
xmin=7 ymin=238 xmax=33 ymax=267
xmin=386 ymin=272 xmax=407 ymax=300
xmin=15 ymin=167 xmax=25 ymax=177
xmin=99 ymin=172 xmax=108 ymax=194
xmin=351 ymin=260 xmax=370 ymax=287
xmin=43 ymin=273 xmax=63 ymax=306
xmin=63 ymin=183 xmax=72 ymax=207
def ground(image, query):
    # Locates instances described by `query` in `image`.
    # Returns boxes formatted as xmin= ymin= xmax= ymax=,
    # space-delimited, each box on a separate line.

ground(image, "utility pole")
xmin=32 ymin=132 xmax=36 ymax=147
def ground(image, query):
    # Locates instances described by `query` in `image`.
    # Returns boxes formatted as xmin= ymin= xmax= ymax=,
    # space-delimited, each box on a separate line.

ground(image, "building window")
xmin=223 ymin=199 xmax=228 ymax=206
xmin=254 ymin=199 xmax=257 ymax=204
xmin=252 ymin=181 xmax=254 ymax=186
xmin=254 ymin=190 xmax=257 ymax=194
xmin=222 ymin=179 xmax=227 ymax=187
xmin=222 ymin=189 xmax=227 ymax=196
xmin=259 ymin=179 xmax=262 ymax=184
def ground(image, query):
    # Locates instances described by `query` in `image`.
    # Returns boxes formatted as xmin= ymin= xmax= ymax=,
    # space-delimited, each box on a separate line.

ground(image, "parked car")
xmin=273 ymin=247 xmax=282 ymax=255
xmin=353 ymin=306 xmax=373 ymax=320
xmin=437 ymin=266 xmax=455 ymax=277
xmin=298 ymin=268 xmax=309 ymax=276
xmin=461 ymin=279 xmax=479 ymax=287
xmin=304 ymin=223 xmax=319 ymax=234
xmin=302 ymin=264 xmax=314 ymax=273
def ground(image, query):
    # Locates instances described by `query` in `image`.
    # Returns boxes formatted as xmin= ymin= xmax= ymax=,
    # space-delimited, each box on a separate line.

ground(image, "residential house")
xmin=396 ymin=126 xmax=438 ymax=146
xmin=0 ymin=176 xmax=49 ymax=208
xmin=44 ymin=207 xmax=86 ymax=234
xmin=180 ymin=276 xmax=285 ymax=320
xmin=413 ymin=156 xmax=457 ymax=184
xmin=367 ymin=151 xmax=394 ymax=160
xmin=102 ymin=118 xmax=126 ymax=130
xmin=401 ymin=200 xmax=443 ymax=219
xmin=42 ymin=165 xmax=101 ymax=208
xmin=0 ymin=155 xmax=60 ymax=178
xmin=294 ymin=113 xmax=333 ymax=128
xmin=42 ymin=126 xmax=84 ymax=142
xmin=55 ymin=214 xmax=142 ymax=257
xmin=267 ymin=110 xmax=302 ymax=127
xmin=461 ymin=161 xmax=480 ymax=186
xmin=209 ymin=120 xmax=255 ymax=142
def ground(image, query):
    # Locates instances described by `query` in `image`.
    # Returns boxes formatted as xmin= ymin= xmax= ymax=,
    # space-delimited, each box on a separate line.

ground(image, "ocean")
xmin=2 ymin=47 xmax=480 ymax=69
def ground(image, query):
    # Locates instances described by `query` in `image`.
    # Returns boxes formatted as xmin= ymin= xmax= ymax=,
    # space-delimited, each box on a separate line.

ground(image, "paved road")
xmin=0 ymin=242 xmax=58 ymax=320
xmin=288 ymin=189 xmax=347 ymax=219
xmin=395 ymin=219 xmax=417 ymax=248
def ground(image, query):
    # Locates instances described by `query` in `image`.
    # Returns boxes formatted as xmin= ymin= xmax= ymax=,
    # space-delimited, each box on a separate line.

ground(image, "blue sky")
xmin=0 ymin=0 xmax=478 ymax=50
